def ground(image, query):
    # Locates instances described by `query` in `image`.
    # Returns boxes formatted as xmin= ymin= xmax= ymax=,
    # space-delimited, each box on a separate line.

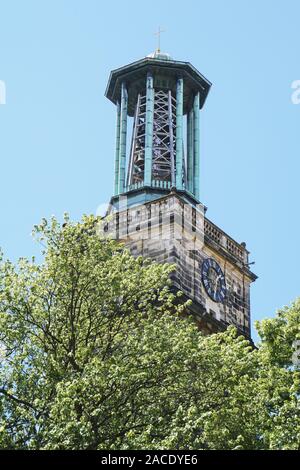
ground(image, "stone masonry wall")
xmin=104 ymin=192 xmax=254 ymax=338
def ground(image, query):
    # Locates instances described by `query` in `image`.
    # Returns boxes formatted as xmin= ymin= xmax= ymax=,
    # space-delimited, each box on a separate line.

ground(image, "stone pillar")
xmin=193 ymin=92 xmax=200 ymax=200
xmin=118 ymin=82 xmax=128 ymax=194
xmin=114 ymin=101 xmax=121 ymax=195
xmin=176 ymin=78 xmax=184 ymax=189
xmin=187 ymin=107 xmax=194 ymax=194
xmin=144 ymin=72 xmax=154 ymax=186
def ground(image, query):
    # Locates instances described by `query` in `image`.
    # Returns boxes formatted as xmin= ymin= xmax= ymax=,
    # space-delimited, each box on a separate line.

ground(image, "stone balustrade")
xmin=204 ymin=218 xmax=248 ymax=265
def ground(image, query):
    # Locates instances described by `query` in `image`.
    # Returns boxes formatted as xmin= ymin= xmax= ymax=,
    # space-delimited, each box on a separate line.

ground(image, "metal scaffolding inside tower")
xmin=127 ymin=89 xmax=177 ymax=188
xmin=105 ymin=52 xmax=212 ymax=200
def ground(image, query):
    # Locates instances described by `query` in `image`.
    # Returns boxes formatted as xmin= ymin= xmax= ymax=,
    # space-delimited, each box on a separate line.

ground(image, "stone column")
xmin=187 ymin=107 xmax=194 ymax=194
xmin=193 ymin=92 xmax=200 ymax=200
xmin=144 ymin=72 xmax=154 ymax=186
xmin=176 ymin=78 xmax=184 ymax=189
xmin=114 ymin=101 xmax=121 ymax=195
xmin=118 ymin=82 xmax=128 ymax=194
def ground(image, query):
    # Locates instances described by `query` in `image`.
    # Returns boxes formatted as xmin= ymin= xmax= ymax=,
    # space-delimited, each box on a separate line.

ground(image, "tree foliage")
xmin=0 ymin=215 xmax=299 ymax=449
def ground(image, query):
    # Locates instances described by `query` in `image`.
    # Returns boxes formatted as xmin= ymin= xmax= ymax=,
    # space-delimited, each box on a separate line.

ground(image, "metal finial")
xmin=154 ymin=26 xmax=165 ymax=53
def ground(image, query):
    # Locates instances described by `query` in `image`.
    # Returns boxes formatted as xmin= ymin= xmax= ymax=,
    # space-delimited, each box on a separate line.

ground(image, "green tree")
xmin=0 ymin=215 xmax=299 ymax=449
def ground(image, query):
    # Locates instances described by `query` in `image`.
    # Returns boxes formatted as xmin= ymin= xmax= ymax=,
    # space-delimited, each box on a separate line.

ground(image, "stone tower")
xmin=104 ymin=49 xmax=257 ymax=339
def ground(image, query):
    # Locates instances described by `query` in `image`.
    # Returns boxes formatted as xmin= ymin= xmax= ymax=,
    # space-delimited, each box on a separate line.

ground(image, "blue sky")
xmin=0 ymin=0 xmax=299 ymax=341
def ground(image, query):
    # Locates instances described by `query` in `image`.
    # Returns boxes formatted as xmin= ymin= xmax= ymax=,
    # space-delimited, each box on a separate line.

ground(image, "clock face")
xmin=201 ymin=258 xmax=226 ymax=303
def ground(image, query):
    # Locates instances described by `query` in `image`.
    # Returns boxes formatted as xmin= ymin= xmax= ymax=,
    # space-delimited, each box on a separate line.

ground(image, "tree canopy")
xmin=0 ymin=215 xmax=299 ymax=449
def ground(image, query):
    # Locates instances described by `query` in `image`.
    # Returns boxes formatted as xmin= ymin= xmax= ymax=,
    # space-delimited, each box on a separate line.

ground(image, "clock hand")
xmin=212 ymin=274 xmax=222 ymax=296
xmin=212 ymin=277 xmax=218 ymax=295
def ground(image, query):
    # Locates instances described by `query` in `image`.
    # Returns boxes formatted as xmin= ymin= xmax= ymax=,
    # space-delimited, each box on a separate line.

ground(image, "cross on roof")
xmin=154 ymin=26 xmax=165 ymax=53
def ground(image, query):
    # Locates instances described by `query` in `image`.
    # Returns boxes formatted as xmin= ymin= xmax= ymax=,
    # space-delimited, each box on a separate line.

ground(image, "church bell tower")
xmin=104 ymin=49 xmax=257 ymax=339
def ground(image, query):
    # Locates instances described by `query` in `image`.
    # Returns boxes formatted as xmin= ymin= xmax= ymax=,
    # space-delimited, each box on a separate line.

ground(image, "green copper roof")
xmin=146 ymin=50 xmax=172 ymax=61
xmin=105 ymin=54 xmax=212 ymax=116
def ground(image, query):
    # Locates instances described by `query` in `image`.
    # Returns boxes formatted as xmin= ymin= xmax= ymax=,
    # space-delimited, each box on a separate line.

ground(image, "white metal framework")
xmin=127 ymin=89 xmax=180 ymax=188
